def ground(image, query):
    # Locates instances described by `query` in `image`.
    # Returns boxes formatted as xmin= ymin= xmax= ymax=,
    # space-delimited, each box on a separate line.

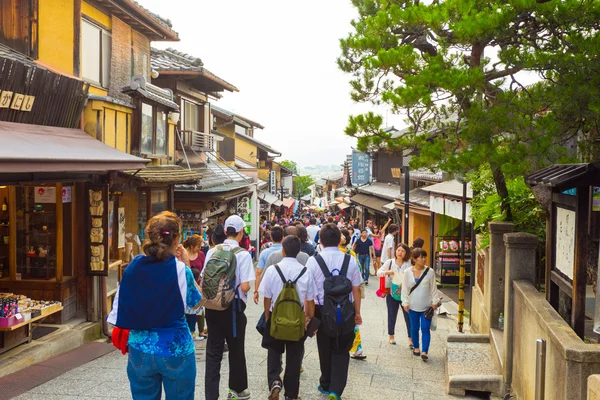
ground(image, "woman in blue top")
xmin=108 ymin=211 xmax=202 ymax=400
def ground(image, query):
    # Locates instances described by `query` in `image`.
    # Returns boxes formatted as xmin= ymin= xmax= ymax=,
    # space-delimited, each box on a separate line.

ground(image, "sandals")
xmin=421 ymin=354 xmax=429 ymax=361
xmin=389 ymin=337 xmax=397 ymax=345
xmin=351 ymin=353 xmax=367 ymax=360
xmin=412 ymin=350 xmax=421 ymax=357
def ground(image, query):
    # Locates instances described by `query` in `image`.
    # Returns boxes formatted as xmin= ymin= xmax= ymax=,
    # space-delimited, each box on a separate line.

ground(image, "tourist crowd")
xmin=108 ymin=208 xmax=443 ymax=400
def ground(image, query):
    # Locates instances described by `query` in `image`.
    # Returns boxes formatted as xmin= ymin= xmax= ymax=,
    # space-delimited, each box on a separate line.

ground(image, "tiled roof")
xmin=235 ymin=157 xmax=257 ymax=169
xmin=176 ymin=154 xmax=253 ymax=192
xmin=151 ymin=48 xmax=238 ymax=93
xmin=121 ymin=75 xmax=178 ymax=110
xmin=324 ymin=171 xmax=344 ymax=182
xmin=211 ymin=104 xmax=264 ymax=130
xmin=410 ymin=169 xmax=444 ymax=182
xmin=357 ymin=182 xmax=403 ymax=201
xmin=0 ymin=44 xmax=38 ymax=69
xmin=129 ymin=0 xmax=178 ymax=39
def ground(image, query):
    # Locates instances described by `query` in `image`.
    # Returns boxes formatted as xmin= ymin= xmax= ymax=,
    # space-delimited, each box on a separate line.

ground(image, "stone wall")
xmin=512 ymin=281 xmax=600 ymax=400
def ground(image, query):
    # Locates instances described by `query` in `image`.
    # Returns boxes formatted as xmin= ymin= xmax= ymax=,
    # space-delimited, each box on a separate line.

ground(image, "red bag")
xmin=111 ymin=326 xmax=130 ymax=355
xmin=376 ymin=276 xmax=389 ymax=298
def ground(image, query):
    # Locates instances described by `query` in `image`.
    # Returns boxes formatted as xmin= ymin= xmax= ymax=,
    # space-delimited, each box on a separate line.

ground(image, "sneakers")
xmin=328 ymin=393 xmax=341 ymax=400
xmin=317 ymin=385 xmax=329 ymax=395
xmin=227 ymin=389 xmax=251 ymax=399
xmin=269 ymin=381 xmax=282 ymax=400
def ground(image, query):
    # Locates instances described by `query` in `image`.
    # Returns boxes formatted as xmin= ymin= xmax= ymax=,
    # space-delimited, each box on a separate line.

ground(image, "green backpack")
xmin=202 ymin=245 xmax=243 ymax=311
xmin=270 ymin=265 xmax=307 ymax=342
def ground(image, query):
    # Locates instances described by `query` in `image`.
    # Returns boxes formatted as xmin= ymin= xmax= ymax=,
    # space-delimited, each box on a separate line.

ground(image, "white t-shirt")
xmin=202 ymin=239 xmax=255 ymax=304
xmin=259 ymin=257 xmax=316 ymax=311
xmin=305 ymin=247 xmax=363 ymax=306
xmin=381 ymin=233 xmax=395 ymax=264
xmin=307 ymin=225 xmax=320 ymax=244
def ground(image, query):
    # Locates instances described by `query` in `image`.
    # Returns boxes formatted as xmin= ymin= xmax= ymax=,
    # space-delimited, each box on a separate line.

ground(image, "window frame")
xmin=0 ymin=0 xmax=38 ymax=58
xmin=139 ymin=101 xmax=169 ymax=157
xmin=80 ymin=17 xmax=111 ymax=88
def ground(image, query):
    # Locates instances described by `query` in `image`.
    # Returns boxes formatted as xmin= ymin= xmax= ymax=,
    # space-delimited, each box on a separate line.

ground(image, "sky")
xmin=139 ymin=0 xmax=401 ymax=168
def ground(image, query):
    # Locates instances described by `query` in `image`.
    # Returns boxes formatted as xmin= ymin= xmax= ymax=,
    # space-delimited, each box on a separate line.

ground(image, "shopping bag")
xmin=376 ymin=276 xmax=389 ymax=297
xmin=391 ymin=270 xmax=404 ymax=301
xmin=369 ymin=258 xmax=376 ymax=276
xmin=430 ymin=311 xmax=438 ymax=331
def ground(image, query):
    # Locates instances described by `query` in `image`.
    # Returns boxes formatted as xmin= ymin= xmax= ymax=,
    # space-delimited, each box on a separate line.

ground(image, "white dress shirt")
xmin=258 ymin=257 xmax=316 ymax=311
xmin=305 ymin=246 xmax=363 ymax=306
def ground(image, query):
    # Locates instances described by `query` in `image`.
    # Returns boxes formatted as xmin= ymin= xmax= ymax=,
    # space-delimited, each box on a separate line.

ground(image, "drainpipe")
xmin=100 ymin=276 xmax=110 ymax=338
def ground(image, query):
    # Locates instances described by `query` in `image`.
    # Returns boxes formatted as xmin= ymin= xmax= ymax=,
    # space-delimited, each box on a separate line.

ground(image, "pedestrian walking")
xmin=107 ymin=211 xmax=202 ymax=400
xmin=380 ymin=223 xmax=399 ymax=265
xmin=377 ymin=243 xmax=412 ymax=346
xmin=203 ymin=215 xmax=255 ymax=400
xmin=265 ymin=226 xmax=311 ymax=269
xmin=371 ymin=218 xmax=391 ymax=274
xmin=401 ymin=248 xmax=442 ymax=361
xmin=255 ymin=226 xmax=284 ymax=304
xmin=307 ymin=217 xmax=320 ymax=246
xmin=306 ymin=224 xmax=363 ymax=400
xmin=259 ymin=236 xmax=316 ymax=400
xmin=297 ymin=225 xmax=316 ymax=256
xmin=353 ymin=229 xmax=374 ymax=285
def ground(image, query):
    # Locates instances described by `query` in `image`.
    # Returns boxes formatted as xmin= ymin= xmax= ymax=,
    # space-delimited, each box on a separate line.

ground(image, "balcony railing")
xmin=179 ymin=130 xmax=222 ymax=152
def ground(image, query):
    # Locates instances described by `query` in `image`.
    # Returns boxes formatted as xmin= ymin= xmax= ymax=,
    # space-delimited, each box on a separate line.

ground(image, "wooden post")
xmin=572 ymin=186 xmax=589 ymax=339
xmin=56 ymin=183 xmax=64 ymax=283
xmin=8 ymin=186 xmax=17 ymax=281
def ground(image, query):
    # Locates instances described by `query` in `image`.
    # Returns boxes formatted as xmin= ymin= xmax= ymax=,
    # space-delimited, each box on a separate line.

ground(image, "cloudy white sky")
xmin=140 ymin=0 xmax=401 ymax=168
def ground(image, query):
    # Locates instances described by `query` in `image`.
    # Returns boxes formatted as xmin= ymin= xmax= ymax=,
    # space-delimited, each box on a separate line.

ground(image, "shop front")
xmin=0 ymin=122 xmax=147 ymax=353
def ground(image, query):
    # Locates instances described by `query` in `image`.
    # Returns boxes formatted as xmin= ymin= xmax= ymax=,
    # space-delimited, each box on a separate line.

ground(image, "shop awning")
xmin=383 ymin=201 xmax=397 ymax=211
xmin=282 ymin=197 xmax=295 ymax=208
xmin=350 ymin=193 xmax=390 ymax=215
xmin=338 ymin=202 xmax=351 ymax=210
xmin=274 ymin=199 xmax=283 ymax=207
xmin=123 ymin=165 xmax=202 ymax=184
xmin=0 ymin=121 xmax=148 ymax=173
xmin=258 ymin=190 xmax=279 ymax=205
xmin=421 ymin=179 xmax=473 ymax=199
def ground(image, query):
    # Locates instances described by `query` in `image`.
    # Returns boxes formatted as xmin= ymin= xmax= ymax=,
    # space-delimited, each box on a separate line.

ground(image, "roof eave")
xmin=155 ymin=70 xmax=239 ymax=92
xmin=101 ymin=0 xmax=179 ymax=42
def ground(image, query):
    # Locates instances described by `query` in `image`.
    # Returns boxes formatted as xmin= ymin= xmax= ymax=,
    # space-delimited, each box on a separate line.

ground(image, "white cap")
xmin=224 ymin=215 xmax=245 ymax=233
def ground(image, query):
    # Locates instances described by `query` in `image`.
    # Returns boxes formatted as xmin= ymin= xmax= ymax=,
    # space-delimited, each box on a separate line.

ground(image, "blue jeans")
xmin=408 ymin=310 xmax=432 ymax=353
xmin=357 ymin=254 xmax=370 ymax=282
xmin=127 ymin=347 xmax=196 ymax=400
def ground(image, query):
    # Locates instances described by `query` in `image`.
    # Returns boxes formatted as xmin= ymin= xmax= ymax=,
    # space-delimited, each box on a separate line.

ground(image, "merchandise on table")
xmin=0 ymin=292 xmax=61 ymax=327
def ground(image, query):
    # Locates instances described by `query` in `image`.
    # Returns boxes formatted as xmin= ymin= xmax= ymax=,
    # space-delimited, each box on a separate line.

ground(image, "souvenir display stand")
xmin=434 ymin=235 xmax=472 ymax=285
xmin=0 ymin=293 xmax=62 ymax=354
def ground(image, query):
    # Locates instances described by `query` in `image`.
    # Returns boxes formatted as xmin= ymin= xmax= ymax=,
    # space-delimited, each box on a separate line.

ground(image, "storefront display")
xmin=434 ymin=236 xmax=472 ymax=285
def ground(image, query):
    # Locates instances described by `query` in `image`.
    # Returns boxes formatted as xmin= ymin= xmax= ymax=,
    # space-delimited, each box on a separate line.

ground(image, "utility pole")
xmin=402 ymin=166 xmax=410 ymax=244
xmin=458 ymin=180 xmax=467 ymax=333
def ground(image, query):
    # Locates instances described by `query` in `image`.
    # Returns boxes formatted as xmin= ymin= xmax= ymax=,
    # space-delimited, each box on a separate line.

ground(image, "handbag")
xmin=391 ymin=269 xmax=403 ymax=301
xmin=256 ymin=311 xmax=267 ymax=335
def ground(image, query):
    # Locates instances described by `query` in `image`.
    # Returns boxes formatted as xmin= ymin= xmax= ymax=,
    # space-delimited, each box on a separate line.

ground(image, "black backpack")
xmin=315 ymin=254 xmax=355 ymax=339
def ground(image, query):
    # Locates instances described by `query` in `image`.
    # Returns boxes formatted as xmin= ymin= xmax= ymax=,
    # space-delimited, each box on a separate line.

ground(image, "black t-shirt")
xmin=355 ymin=238 xmax=373 ymax=255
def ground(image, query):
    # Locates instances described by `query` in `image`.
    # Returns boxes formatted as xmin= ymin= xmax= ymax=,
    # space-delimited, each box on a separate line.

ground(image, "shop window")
xmin=0 ymin=0 xmax=38 ymax=58
xmin=151 ymin=189 xmax=168 ymax=216
xmin=183 ymin=100 xmax=200 ymax=132
xmin=81 ymin=19 xmax=111 ymax=87
xmin=140 ymin=102 xmax=168 ymax=156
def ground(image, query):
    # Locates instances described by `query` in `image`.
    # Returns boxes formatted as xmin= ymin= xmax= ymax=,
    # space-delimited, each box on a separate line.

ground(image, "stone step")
xmin=445 ymin=335 xmax=504 ymax=397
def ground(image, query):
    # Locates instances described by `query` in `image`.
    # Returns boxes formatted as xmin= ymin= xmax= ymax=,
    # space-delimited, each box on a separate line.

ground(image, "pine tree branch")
xmin=485 ymin=67 xmax=523 ymax=81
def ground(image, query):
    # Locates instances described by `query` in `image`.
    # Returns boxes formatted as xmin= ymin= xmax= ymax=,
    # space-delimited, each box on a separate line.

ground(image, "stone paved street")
xmin=11 ymin=283 xmax=487 ymax=400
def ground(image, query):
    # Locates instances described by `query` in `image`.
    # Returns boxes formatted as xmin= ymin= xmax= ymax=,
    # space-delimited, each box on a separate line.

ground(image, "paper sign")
xmin=15 ymin=313 xmax=22 ymax=320
xmin=10 ymin=93 xmax=24 ymax=110
xmin=0 ymin=91 xmax=13 ymax=108
xmin=35 ymin=186 xmax=72 ymax=203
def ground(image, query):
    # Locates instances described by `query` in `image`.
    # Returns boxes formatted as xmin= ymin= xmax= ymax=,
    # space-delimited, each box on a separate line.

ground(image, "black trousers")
xmin=205 ymin=302 xmax=248 ymax=400
xmin=314 ymin=308 xmax=355 ymax=396
xmin=267 ymin=338 xmax=305 ymax=398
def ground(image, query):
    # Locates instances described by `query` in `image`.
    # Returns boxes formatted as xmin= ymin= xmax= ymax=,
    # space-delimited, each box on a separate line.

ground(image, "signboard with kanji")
xmin=352 ymin=150 xmax=371 ymax=185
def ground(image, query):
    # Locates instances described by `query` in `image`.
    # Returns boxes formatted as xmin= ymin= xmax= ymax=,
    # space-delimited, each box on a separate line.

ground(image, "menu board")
xmin=555 ymin=206 xmax=575 ymax=280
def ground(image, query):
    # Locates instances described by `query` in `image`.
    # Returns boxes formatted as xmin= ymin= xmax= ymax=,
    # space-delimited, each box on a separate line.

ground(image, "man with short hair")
xmin=265 ymin=226 xmax=310 ymax=269
xmin=305 ymin=224 xmax=363 ymax=400
xmin=204 ymin=215 xmax=255 ymax=400
xmin=307 ymin=218 xmax=320 ymax=246
xmin=254 ymin=226 xmax=285 ymax=304
xmin=259 ymin=236 xmax=315 ymax=400
xmin=381 ymin=224 xmax=399 ymax=265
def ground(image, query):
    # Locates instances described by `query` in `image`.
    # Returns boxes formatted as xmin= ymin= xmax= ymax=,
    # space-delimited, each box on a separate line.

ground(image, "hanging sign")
xmin=352 ymin=150 xmax=371 ymax=185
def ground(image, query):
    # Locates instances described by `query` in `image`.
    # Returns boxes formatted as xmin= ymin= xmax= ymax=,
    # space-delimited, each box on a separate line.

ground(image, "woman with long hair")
xmin=401 ymin=248 xmax=442 ymax=361
xmin=377 ymin=243 xmax=412 ymax=346
xmin=371 ymin=218 xmax=392 ymax=274
xmin=108 ymin=211 xmax=202 ymax=399
xmin=296 ymin=225 xmax=315 ymax=256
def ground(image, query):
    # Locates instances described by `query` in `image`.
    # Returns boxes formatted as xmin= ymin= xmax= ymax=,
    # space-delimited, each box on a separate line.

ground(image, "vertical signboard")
xmin=352 ymin=150 xmax=371 ymax=185
xmin=270 ymin=170 xmax=277 ymax=194
xmin=86 ymin=184 xmax=109 ymax=276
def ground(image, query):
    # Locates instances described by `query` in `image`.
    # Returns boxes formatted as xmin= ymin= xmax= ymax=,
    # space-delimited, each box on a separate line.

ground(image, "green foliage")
xmin=469 ymin=165 xmax=545 ymax=249
xmin=339 ymin=0 xmax=600 ymax=207
xmin=294 ymin=175 xmax=315 ymax=198
xmin=280 ymin=160 xmax=298 ymax=175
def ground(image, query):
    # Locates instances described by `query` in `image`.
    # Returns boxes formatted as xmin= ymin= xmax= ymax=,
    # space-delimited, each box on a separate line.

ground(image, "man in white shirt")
xmin=259 ymin=235 xmax=315 ymax=400
xmin=306 ymin=217 xmax=320 ymax=245
xmin=305 ymin=224 xmax=363 ymax=399
xmin=254 ymin=226 xmax=284 ymax=304
xmin=381 ymin=223 xmax=399 ymax=265
xmin=204 ymin=215 xmax=255 ymax=400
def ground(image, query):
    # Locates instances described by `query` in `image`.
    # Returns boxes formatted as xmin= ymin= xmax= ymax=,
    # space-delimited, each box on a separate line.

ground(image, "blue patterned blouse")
xmin=128 ymin=267 xmax=201 ymax=357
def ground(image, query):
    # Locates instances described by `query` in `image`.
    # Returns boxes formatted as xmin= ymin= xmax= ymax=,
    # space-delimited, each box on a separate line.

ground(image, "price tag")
xmin=15 ymin=313 xmax=23 ymax=320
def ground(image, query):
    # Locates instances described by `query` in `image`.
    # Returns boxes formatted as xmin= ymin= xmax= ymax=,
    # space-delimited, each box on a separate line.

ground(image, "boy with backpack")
xmin=259 ymin=235 xmax=316 ymax=400
xmin=202 ymin=215 xmax=255 ymax=400
xmin=305 ymin=224 xmax=363 ymax=400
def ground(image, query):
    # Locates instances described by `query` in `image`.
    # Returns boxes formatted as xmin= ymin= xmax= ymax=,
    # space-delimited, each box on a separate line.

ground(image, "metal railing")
xmin=178 ymin=130 xmax=219 ymax=152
